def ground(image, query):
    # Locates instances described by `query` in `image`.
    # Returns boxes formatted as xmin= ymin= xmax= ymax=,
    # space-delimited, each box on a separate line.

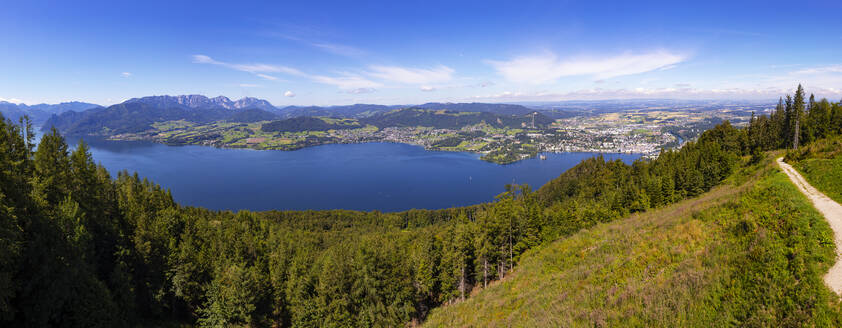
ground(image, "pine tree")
xmin=32 ymin=127 xmax=72 ymax=209
xmin=792 ymin=84 xmax=805 ymax=149
xmin=0 ymin=116 xmax=32 ymax=320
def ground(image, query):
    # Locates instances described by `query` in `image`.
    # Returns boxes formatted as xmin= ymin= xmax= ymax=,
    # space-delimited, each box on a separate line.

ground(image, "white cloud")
xmin=347 ymin=88 xmax=377 ymax=94
xmin=311 ymin=43 xmax=366 ymax=57
xmin=467 ymin=85 xmax=842 ymax=102
xmin=121 ymin=72 xmax=132 ymax=78
xmin=192 ymin=54 xmax=215 ymax=64
xmin=284 ymin=90 xmax=296 ymax=97
xmin=192 ymin=54 xmax=383 ymax=92
xmin=751 ymin=65 xmax=842 ymax=96
xmin=256 ymin=73 xmax=278 ymax=81
xmin=486 ymin=50 xmax=686 ymax=83
xmin=311 ymin=73 xmax=381 ymax=91
xmin=192 ymin=54 xmax=304 ymax=76
xmin=267 ymin=31 xmax=366 ymax=57
xmin=367 ymin=65 xmax=454 ymax=84
xmin=791 ymin=65 xmax=842 ymax=75
xmin=0 ymin=97 xmax=24 ymax=104
xmin=420 ymin=86 xmax=436 ymax=92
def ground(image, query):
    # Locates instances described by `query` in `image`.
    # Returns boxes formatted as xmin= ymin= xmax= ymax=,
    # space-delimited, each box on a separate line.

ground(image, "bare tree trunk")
xmin=794 ymin=118 xmax=800 ymax=149
xmin=499 ymin=244 xmax=506 ymax=279
xmin=509 ymin=233 xmax=513 ymax=273
xmin=459 ymin=264 xmax=465 ymax=301
xmin=483 ymin=258 xmax=488 ymax=288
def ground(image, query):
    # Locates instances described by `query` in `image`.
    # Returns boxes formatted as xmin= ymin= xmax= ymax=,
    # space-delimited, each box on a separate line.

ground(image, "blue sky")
xmin=1 ymin=0 xmax=841 ymax=106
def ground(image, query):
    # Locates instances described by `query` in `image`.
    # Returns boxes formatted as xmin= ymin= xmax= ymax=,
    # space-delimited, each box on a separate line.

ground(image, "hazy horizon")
xmin=2 ymin=1 xmax=840 ymax=106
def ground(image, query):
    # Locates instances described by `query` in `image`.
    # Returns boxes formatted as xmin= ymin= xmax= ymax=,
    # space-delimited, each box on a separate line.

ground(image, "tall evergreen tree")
xmin=792 ymin=84 xmax=805 ymax=149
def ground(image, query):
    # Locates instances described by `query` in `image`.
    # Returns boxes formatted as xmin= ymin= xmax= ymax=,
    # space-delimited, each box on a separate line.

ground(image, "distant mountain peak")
xmin=123 ymin=94 xmax=276 ymax=111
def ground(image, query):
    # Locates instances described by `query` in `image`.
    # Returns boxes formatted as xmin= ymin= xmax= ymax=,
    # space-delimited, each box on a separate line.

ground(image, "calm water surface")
xmin=62 ymin=137 xmax=640 ymax=212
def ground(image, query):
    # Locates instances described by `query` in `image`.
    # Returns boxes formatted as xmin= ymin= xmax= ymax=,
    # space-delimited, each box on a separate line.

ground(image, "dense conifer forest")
xmin=1 ymin=85 xmax=841 ymax=326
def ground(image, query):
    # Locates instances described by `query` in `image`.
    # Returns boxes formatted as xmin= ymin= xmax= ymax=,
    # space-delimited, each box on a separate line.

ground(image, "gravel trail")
xmin=778 ymin=157 xmax=842 ymax=295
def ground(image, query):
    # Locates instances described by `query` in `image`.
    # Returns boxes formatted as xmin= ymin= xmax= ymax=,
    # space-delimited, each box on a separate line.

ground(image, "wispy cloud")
xmin=367 ymin=65 xmax=454 ymax=85
xmin=469 ymin=85 xmax=842 ymax=102
xmin=476 ymin=81 xmax=494 ymax=88
xmin=193 ymin=54 xmax=380 ymax=92
xmin=0 ymin=97 xmax=24 ymax=104
xmin=420 ymin=86 xmax=436 ymax=92
xmin=256 ymin=73 xmax=278 ymax=81
xmin=347 ymin=88 xmax=377 ymax=94
xmin=121 ymin=72 xmax=132 ymax=78
xmin=266 ymin=30 xmax=367 ymax=58
xmin=311 ymin=42 xmax=366 ymax=57
xmin=486 ymin=50 xmax=687 ymax=83
xmin=687 ymin=28 xmax=767 ymax=38
xmin=311 ymin=73 xmax=381 ymax=92
xmin=192 ymin=55 xmax=303 ymax=80
xmin=791 ymin=65 xmax=842 ymax=75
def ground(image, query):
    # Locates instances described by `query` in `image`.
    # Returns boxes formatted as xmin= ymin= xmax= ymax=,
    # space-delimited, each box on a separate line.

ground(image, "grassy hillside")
xmin=423 ymin=155 xmax=842 ymax=327
xmin=787 ymin=136 xmax=842 ymax=204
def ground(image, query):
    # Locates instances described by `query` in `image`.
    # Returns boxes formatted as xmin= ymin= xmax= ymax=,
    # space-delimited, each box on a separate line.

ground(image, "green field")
xmin=119 ymin=118 xmax=548 ymax=164
xmin=423 ymin=155 xmax=842 ymax=327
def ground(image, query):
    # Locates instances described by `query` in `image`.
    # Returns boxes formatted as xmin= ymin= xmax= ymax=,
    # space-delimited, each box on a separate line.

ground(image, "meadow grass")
xmin=423 ymin=155 xmax=842 ymax=327
xmin=789 ymin=136 xmax=842 ymax=204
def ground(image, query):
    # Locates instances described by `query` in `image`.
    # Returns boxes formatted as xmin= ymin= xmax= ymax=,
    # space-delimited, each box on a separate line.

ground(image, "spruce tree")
xmin=792 ymin=84 xmax=805 ymax=149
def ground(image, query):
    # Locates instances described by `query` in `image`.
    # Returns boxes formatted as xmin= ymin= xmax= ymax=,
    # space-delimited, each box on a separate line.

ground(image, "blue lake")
xmin=63 ymin=137 xmax=641 ymax=212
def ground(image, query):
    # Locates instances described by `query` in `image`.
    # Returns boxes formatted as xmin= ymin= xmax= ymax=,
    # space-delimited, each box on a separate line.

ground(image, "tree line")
xmin=747 ymin=84 xmax=842 ymax=152
xmin=1 ymin=84 xmax=838 ymax=327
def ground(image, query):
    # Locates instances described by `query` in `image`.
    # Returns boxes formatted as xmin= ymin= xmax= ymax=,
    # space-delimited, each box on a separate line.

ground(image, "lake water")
xmin=62 ymin=137 xmax=641 ymax=212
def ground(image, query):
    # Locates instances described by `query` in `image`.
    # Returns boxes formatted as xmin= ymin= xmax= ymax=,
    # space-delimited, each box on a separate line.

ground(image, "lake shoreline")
xmin=57 ymin=135 xmax=643 ymax=212
xmin=100 ymin=133 xmax=646 ymax=165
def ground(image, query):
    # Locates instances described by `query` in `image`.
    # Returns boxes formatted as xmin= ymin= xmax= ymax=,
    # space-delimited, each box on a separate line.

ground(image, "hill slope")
xmin=43 ymin=102 xmax=278 ymax=135
xmin=787 ymin=136 xmax=842 ymax=204
xmin=423 ymin=156 xmax=842 ymax=327
xmin=275 ymin=103 xmax=540 ymax=118
xmin=360 ymin=108 xmax=553 ymax=129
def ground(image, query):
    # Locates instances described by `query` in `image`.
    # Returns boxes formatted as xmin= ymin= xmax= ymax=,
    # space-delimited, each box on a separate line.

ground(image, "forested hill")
xmin=413 ymin=102 xmax=535 ymax=116
xmin=41 ymin=94 xmax=551 ymax=136
xmin=276 ymin=104 xmax=401 ymax=118
xmin=423 ymin=85 xmax=842 ymax=326
xmin=261 ymin=116 xmax=362 ymax=132
xmin=275 ymin=102 xmax=539 ymax=118
xmin=361 ymin=108 xmax=553 ymax=129
xmin=3 ymin=84 xmax=840 ymax=327
xmin=0 ymin=111 xmax=749 ymax=327
xmin=43 ymin=102 xmax=280 ymax=135
xmin=423 ymin=153 xmax=842 ymax=327
xmin=259 ymin=108 xmax=553 ymax=133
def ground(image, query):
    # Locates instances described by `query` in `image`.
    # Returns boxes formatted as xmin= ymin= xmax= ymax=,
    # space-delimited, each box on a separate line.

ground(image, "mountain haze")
xmin=0 ymin=101 xmax=101 ymax=123
xmin=124 ymin=95 xmax=275 ymax=111
xmin=41 ymin=94 xmax=556 ymax=135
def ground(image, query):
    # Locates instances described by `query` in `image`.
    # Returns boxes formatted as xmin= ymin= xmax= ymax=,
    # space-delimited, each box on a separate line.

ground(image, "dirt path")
xmin=778 ymin=157 xmax=842 ymax=295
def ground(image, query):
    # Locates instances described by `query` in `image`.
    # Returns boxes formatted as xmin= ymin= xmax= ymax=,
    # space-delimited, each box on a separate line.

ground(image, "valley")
xmin=5 ymin=1 xmax=842 ymax=327
xmin=34 ymin=95 xmax=762 ymax=164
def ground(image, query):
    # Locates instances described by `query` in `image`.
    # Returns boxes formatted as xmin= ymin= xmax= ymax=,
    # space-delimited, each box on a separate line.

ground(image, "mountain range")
xmin=39 ymin=94 xmax=571 ymax=135
xmin=123 ymin=95 xmax=276 ymax=111
xmin=0 ymin=101 xmax=102 ymax=123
